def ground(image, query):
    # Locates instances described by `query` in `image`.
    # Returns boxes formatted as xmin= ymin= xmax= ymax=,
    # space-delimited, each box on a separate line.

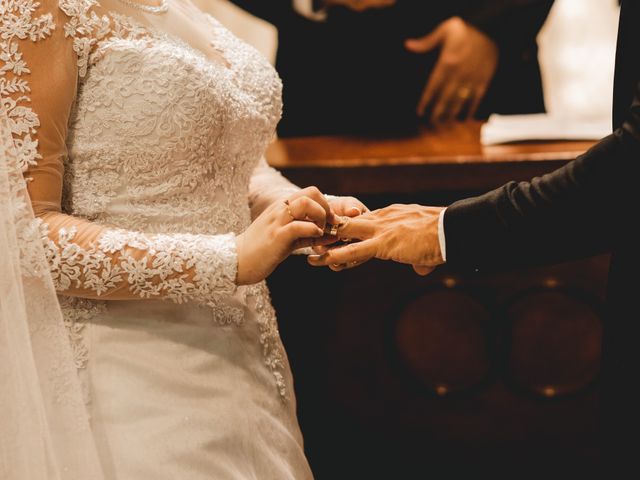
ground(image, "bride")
xmin=0 ymin=0 xmax=366 ymax=478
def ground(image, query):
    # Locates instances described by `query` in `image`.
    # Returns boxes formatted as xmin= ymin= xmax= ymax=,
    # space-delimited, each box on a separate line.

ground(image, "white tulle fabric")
xmin=0 ymin=105 xmax=104 ymax=479
xmin=0 ymin=0 xmax=312 ymax=478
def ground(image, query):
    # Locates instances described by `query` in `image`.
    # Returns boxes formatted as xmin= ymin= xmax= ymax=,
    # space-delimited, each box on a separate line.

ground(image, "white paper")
xmin=480 ymin=113 xmax=611 ymax=145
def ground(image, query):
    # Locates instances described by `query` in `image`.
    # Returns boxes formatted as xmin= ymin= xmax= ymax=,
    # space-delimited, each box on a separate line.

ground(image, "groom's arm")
xmin=443 ymin=83 xmax=640 ymax=273
xmin=227 ymin=0 xmax=326 ymax=25
xmin=226 ymin=0 xmax=299 ymax=25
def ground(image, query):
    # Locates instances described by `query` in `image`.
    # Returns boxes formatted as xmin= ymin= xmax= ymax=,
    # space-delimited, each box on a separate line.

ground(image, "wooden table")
xmin=265 ymin=122 xmax=605 ymax=477
xmin=267 ymin=121 xmax=595 ymax=194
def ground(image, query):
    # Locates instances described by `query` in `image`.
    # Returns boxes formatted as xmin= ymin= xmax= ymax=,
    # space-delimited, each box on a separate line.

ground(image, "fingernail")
xmin=348 ymin=207 xmax=361 ymax=215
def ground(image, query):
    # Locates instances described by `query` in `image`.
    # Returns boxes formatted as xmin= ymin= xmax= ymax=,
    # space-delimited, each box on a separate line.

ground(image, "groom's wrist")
xmin=438 ymin=208 xmax=447 ymax=263
xmin=293 ymin=0 xmax=329 ymax=21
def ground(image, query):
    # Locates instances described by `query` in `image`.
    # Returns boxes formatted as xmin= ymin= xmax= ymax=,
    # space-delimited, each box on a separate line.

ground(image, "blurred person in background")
xmin=228 ymin=0 xmax=553 ymax=136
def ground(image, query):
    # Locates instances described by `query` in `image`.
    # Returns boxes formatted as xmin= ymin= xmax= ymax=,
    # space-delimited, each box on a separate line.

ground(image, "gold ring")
xmin=324 ymin=216 xmax=350 ymax=236
xmin=323 ymin=223 xmax=339 ymax=236
xmin=284 ymin=199 xmax=295 ymax=220
xmin=458 ymin=87 xmax=472 ymax=100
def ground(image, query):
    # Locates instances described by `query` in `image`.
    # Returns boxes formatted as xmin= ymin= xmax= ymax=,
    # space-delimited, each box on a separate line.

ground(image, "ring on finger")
xmin=324 ymin=215 xmax=351 ymax=237
xmin=284 ymin=199 xmax=295 ymax=221
xmin=457 ymin=86 xmax=472 ymax=100
xmin=324 ymin=223 xmax=339 ymax=236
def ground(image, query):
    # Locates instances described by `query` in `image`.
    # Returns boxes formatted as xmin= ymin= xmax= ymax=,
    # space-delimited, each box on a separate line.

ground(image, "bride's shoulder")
xmin=0 ymin=0 xmax=85 ymax=14
xmin=0 ymin=0 xmax=100 ymax=29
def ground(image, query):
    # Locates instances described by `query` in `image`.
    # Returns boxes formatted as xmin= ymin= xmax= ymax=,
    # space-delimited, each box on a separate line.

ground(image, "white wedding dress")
xmin=0 ymin=0 xmax=313 ymax=478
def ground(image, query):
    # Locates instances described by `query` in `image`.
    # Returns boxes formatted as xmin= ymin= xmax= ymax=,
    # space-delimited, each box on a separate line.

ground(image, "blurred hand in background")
xmin=324 ymin=0 xmax=396 ymax=12
xmin=406 ymin=16 xmax=499 ymax=124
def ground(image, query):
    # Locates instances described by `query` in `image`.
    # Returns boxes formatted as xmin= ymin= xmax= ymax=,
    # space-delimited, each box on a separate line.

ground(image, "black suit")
xmin=230 ymin=0 xmax=552 ymax=136
xmin=445 ymin=0 xmax=638 ymax=468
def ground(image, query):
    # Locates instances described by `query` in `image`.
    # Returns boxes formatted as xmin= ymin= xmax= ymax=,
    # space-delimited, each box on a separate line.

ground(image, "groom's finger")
xmin=307 ymin=239 xmax=377 ymax=267
xmin=335 ymin=217 xmax=376 ymax=240
xmin=412 ymin=265 xmax=436 ymax=276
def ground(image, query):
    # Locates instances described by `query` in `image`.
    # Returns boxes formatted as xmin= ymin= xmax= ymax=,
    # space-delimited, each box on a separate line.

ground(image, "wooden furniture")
xmin=266 ymin=122 xmax=605 ymax=477
xmin=266 ymin=121 xmax=594 ymax=194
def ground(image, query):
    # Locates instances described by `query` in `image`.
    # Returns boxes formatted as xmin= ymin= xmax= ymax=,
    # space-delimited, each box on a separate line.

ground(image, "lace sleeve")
xmin=248 ymin=156 xmax=299 ymax=219
xmin=2 ymin=0 xmax=238 ymax=303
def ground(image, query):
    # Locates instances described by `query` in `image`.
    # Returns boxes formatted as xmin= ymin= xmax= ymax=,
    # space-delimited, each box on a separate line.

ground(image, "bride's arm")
xmin=249 ymin=157 xmax=300 ymax=219
xmin=5 ymin=0 xmax=326 ymax=302
xmin=5 ymin=0 xmax=242 ymax=303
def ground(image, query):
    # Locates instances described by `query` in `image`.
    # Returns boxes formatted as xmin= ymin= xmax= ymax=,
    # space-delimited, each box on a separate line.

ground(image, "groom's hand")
xmin=308 ymin=204 xmax=445 ymax=274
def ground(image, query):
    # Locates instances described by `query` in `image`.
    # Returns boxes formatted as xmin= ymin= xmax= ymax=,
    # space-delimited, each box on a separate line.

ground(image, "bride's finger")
xmin=288 ymin=187 xmax=335 ymax=223
xmin=283 ymin=221 xmax=323 ymax=245
xmin=307 ymin=239 xmax=376 ymax=267
xmin=311 ymin=241 xmax=337 ymax=255
xmin=332 ymin=196 xmax=369 ymax=217
xmin=285 ymin=196 xmax=327 ymax=229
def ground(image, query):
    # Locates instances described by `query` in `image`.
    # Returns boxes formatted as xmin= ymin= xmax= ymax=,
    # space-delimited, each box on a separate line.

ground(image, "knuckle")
xmin=306 ymin=186 xmax=321 ymax=196
xmin=299 ymin=196 xmax=311 ymax=208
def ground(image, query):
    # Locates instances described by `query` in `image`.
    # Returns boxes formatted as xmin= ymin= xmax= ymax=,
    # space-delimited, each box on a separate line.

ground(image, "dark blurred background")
xmin=197 ymin=1 xmax=619 ymax=476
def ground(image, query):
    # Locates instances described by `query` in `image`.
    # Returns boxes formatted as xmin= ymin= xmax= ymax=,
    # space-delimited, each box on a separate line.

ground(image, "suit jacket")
xmin=230 ymin=0 xmax=553 ymax=136
xmin=445 ymin=0 xmax=638 ymax=467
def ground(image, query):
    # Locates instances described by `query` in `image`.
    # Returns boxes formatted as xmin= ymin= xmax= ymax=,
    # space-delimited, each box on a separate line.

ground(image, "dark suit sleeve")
xmin=458 ymin=0 xmax=553 ymax=48
xmin=225 ymin=0 xmax=298 ymax=26
xmin=443 ymin=81 xmax=640 ymax=273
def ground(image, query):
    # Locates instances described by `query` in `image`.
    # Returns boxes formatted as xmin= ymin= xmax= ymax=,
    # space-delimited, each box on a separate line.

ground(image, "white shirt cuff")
xmin=438 ymin=208 xmax=447 ymax=263
xmin=293 ymin=0 xmax=328 ymax=21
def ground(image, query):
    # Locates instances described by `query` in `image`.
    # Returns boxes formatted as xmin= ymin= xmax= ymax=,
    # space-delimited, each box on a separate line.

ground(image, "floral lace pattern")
xmin=41 ymin=222 xmax=238 ymax=302
xmin=1 ymin=3 xmax=103 ymax=458
xmin=1 ymin=0 xmax=289 ymax=398
xmin=248 ymin=282 xmax=289 ymax=399
xmin=0 ymin=0 xmax=55 ymax=174
xmin=59 ymin=0 xmax=148 ymax=77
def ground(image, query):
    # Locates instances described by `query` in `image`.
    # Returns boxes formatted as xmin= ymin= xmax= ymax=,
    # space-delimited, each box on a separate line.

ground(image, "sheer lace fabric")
xmin=1 ymin=98 xmax=104 ymax=480
xmin=1 ymin=0 xmax=312 ymax=478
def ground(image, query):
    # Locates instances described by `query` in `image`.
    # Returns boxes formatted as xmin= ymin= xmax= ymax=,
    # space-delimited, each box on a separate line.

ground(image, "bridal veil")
xmin=0 ymin=105 xmax=104 ymax=478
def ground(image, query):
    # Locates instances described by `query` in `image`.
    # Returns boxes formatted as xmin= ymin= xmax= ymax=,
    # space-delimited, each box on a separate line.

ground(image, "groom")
xmin=310 ymin=0 xmax=639 ymax=469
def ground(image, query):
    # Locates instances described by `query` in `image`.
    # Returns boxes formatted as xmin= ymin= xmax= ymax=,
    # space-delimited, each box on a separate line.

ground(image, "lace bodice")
xmin=65 ymin=7 xmax=283 ymax=236
xmin=1 ymin=0 xmax=292 ymax=303
xmin=1 ymin=0 xmax=299 ymax=398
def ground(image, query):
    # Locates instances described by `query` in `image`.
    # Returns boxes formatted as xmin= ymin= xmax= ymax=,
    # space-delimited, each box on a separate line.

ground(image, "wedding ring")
xmin=284 ymin=199 xmax=295 ymax=220
xmin=457 ymin=87 xmax=472 ymax=100
xmin=324 ymin=216 xmax=350 ymax=236
xmin=324 ymin=223 xmax=339 ymax=236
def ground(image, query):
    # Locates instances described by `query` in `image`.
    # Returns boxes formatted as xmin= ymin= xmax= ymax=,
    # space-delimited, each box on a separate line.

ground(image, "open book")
xmin=480 ymin=113 xmax=612 ymax=145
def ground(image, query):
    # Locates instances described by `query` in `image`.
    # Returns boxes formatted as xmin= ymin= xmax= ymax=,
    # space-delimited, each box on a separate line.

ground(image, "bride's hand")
xmin=311 ymin=195 xmax=369 ymax=252
xmin=327 ymin=195 xmax=369 ymax=218
xmin=235 ymin=187 xmax=334 ymax=285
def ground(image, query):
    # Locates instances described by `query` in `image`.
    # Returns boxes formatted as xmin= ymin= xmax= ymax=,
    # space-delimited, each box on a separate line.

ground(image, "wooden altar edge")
xmin=266 ymin=123 xmax=597 ymax=194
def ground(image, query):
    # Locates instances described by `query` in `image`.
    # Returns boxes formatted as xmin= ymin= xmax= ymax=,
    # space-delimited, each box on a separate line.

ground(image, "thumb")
xmin=412 ymin=265 xmax=435 ymax=276
xmin=405 ymin=24 xmax=446 ymax=53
